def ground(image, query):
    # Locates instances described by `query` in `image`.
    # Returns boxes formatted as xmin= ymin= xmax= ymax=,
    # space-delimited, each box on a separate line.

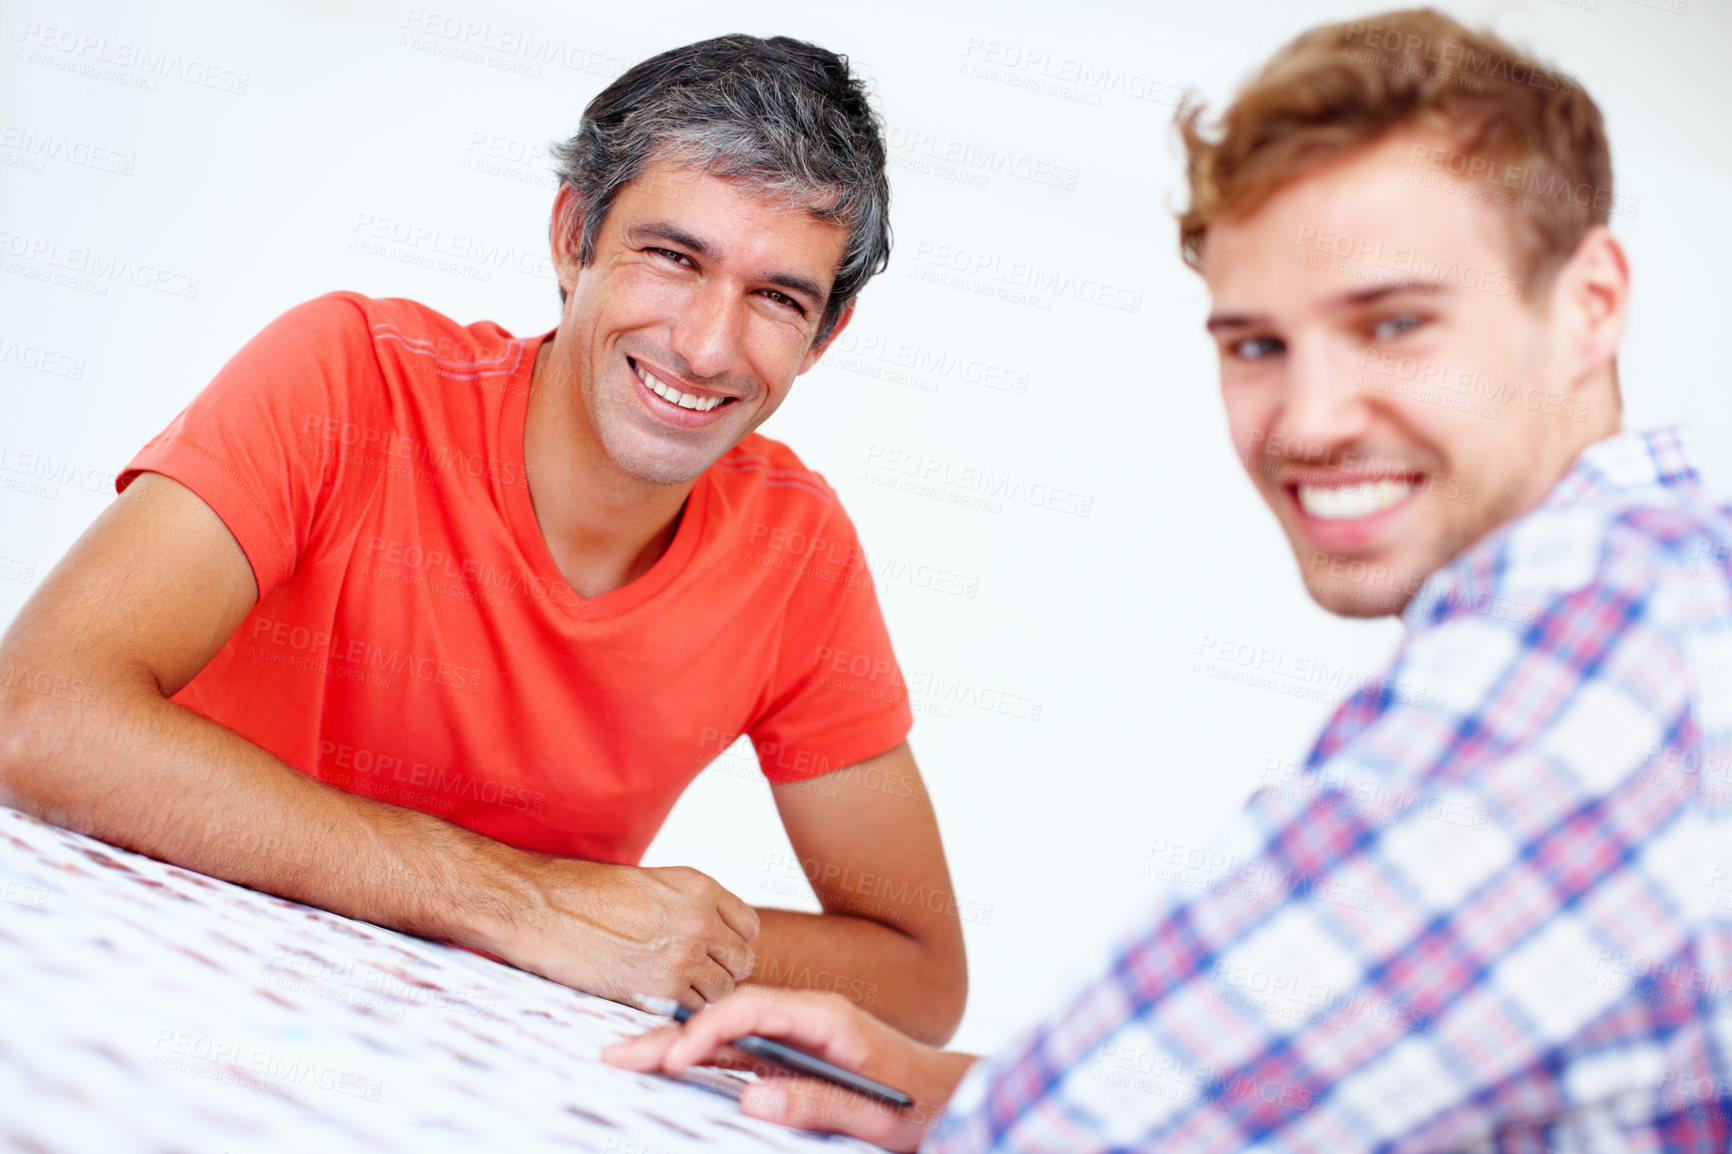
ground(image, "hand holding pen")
xmin=603 ymin=986 xmax=980 ymax=1152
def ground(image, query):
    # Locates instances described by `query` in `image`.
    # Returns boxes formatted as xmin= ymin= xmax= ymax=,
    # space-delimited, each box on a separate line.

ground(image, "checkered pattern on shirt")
xmin=926 ymin=428 xmax=1732 ymax=1153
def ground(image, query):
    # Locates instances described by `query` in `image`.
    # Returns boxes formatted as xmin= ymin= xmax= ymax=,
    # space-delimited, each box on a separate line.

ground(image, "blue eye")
xmin=1372 ymin=314 xmax=1422 ymax=340
xmin=1232 ymin=337 xmax=1283 ymax=361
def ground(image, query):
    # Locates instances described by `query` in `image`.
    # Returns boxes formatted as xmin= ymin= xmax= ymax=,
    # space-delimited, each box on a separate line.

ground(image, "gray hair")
xmin=550 ymin=35 xmax=891 ymax=345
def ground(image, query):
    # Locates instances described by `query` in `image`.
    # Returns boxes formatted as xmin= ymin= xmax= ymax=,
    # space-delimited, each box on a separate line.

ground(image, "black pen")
xmin=634 ymin=995 xmax=915 ymax=1109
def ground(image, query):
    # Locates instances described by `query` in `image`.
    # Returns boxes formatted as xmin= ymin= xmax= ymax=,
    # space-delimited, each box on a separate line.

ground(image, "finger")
xmin=714 ymin=887 xmax=762 ymax=944
xmin=600 ymin=1023 xmax=682 ymax=1071
xmin=740 ymin=1077 xmax=913 ymax=1147
xmin=688 ymin=959 xmax=739 ymax=1006
xmin=708 ymin=927 xmax=755 ymax=983
xmin=657 ymin=1041 xmax=773 ymax=1077
xmin=667 ymin=988 xmax=863 ymax=1072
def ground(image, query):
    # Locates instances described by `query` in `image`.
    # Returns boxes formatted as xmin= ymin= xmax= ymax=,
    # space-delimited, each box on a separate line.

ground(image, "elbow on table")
xmin=901 ymin=929 xmax=969 ymax=1048
xmin=0 ymin=672 xmax=103 ymax=817
xmin=0 ymin=687 xmax=52 ymax=811
xmin=918 ymin=960 xmax=969 ymax=1048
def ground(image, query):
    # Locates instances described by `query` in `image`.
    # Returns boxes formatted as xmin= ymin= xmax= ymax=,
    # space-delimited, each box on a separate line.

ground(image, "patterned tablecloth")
xmin=0 ymin=804 xmax=879 ymax=1153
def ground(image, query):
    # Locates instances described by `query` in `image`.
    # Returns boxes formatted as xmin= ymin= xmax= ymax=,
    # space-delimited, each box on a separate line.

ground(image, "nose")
xmin=669 ymin=279 xmax=746 ymax=382
xmin=1268 ymin=335 xmax=1373 ymax=466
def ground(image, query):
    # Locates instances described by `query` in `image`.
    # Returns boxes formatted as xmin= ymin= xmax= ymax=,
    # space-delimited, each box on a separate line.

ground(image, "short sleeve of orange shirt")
xmin=118 ymin=292 xmax=913 ymax=864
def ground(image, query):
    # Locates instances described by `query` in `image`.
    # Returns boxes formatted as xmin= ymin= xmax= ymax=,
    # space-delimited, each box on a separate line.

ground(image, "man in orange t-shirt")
xmin=0 ymin=36 xmax=966 ymax=1044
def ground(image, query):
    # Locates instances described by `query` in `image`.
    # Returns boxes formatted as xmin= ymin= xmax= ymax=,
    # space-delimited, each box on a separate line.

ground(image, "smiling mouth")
xmin=630 ymin=357 xmax=734 ymax=414
xmin=1292 ymin=478 xmax=1418 ymax=521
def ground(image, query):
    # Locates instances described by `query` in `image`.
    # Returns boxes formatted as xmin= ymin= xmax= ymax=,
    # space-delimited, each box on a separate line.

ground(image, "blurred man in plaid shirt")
xmin=608 ymin=9 xmax=1732 ymax=1150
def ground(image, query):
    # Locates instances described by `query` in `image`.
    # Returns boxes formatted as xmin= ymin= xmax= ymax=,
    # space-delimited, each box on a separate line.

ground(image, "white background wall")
xmin=1 ymin=0 xmax=1726 ymax=1054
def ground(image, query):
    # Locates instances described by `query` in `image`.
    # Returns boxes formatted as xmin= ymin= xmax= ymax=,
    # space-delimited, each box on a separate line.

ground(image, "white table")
xmin=0 ymin=804 xmax=881 ymax=1153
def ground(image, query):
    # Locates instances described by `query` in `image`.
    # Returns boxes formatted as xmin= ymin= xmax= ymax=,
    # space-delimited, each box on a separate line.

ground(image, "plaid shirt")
xmin=927 ymin=428 xmax=1732 ymax=1153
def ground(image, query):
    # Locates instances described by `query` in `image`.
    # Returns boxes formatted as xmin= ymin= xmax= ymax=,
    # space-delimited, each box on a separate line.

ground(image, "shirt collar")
xmin=1402 ymin=426 xmax=1700 ymax=627
xmin=1542 ymin=425 xmax=1701 ymax=508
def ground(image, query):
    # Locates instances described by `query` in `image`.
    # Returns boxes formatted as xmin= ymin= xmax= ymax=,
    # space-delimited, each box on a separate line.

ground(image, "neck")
xmin=1548 ymin=367 xmax=1625 ymax=486
xmin=1493 ymin=367 xmax=1624 ymax=545
xmin=523 ymin=335 xmax=696 ymax=599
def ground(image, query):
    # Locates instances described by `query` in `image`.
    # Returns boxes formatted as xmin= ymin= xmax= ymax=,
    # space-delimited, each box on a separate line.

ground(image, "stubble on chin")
xmin=593 ymin=417 xmax=722 ymax=488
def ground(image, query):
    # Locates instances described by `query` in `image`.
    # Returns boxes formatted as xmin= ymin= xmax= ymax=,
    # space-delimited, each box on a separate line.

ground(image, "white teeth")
xmin=634 ymin=362 xmax=724 ymax=412
xmin=1297 ymin=478 xmax=1415 ymax=521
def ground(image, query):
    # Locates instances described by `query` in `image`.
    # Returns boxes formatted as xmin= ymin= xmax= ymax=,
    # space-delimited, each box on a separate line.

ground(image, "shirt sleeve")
xmin=118 ymin=292 xmax=387 ymax=600
xmin=746 ymin=499 xmax=913 ymax=783
xmin=926 ymin=535 xmax=1708 ymax=1153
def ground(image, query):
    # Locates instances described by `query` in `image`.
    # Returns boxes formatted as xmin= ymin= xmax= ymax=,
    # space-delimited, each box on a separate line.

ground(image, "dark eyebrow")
xmin=627 ymin=222 xmax=712 ymax=259
xmin=626 ymin=221 xmax=827 ymax=309
xmin=761 ymin=271 xmax=827 ymax=307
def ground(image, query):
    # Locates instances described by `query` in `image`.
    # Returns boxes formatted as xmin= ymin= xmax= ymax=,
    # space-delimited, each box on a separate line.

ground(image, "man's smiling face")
xmin=1201 ymin=130 xmax=1607 ymax=617
xmin=553 ymin=156 xmax=852 ymax=487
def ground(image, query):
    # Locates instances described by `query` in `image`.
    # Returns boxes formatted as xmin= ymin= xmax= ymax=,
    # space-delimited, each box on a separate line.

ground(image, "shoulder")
xmin=1414 ymin=465 xmax=1732 ymax=636
xmin=358 ymin=294 xmax=521 ymax=363
xmin=266 ymin=290 xmax=388 ymax=344
xmin=238 ymin=292 xmax=397 ymax=380
xmin=277 ymin=292 xmax=520 ymax=367
xmin=709 ymin=434 xmax=846 ymax=519
xmin=288 ymin=290 xmax=453 ymax=332
xmin=1396 ymin=460 xmax=1729 ymax=731
xmin=699 ymin=436 xmax=872 ymax=572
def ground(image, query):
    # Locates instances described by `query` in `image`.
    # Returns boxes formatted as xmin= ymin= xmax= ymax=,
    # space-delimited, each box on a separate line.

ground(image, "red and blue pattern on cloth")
xmin=927 ymin=427 xmax=1732 ymax=1153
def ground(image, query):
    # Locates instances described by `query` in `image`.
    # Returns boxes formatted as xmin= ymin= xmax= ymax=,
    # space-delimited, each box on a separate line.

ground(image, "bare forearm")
xmin=1 ymin=473 xmax=760 ymax=1012
xmin=749 ymin=908 xmax=966 ymax=1045
xmin=0 ymin=679 xmax=532 ymax=952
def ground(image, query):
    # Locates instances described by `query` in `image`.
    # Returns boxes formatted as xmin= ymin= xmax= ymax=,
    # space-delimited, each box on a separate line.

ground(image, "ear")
xmin=1550 ymin=225 xmax=1629 ymax=391
xmin=798 ymin=298 xmax=856 ymax=374
xmin=549 ymin=185 xmax=585 ymax=298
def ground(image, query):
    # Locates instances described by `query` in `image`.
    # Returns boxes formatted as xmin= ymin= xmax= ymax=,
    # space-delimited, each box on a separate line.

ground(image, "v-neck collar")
xmin=497 ymin=329 xmax=713 ymax=622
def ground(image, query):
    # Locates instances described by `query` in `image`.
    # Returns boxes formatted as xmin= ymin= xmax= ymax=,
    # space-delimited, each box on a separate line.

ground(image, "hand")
xmin=498 ymin=861 xmax=760 ymax=1008
xmin=603 ymin=986 xmax=977 ymax=1152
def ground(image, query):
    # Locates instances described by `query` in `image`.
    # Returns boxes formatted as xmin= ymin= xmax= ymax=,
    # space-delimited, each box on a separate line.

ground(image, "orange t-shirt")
xmin=119 ymin=292 xmax=912 ymax=864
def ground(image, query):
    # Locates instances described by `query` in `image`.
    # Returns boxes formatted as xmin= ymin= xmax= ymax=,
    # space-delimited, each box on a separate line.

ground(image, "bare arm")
xmin=0 ymin=472 xmax=757 ymax=1005
xmin=751 ymin=742 xmax=968 ymax=1045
